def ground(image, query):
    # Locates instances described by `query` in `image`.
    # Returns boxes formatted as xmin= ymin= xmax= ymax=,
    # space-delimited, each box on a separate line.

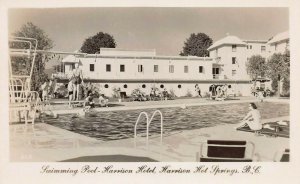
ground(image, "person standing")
xmin=41 ymin=79 xmax=50 ymax=101
xmin=68 ymin=78 xmax=74 ymax=107
xmin=195 ymin=84 xmax=202 ymax=97
xmin=72 ymin=63 xmax=84 ymax=101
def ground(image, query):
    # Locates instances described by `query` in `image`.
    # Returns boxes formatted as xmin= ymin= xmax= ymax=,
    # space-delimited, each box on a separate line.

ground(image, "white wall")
xmin=90 ymin=82 xmax=248 ymax=97
xmin=268 ymin=40 xmax=289 ymax=55
xmin=245 ymin=42 xmax=268 ymax=59
xmin=210 ymin=45 xmax=249 ymax=80
xmin=76 ymin=57 xmax=213 ymax=81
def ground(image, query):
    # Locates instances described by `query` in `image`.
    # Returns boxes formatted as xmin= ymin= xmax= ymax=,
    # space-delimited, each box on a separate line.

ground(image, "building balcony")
xmin=52 ymin=72 xmax=72 ymax=80
xmin=213 ymin=74 xmax=220 ymax=79
xmin=215 ymin=57 xmax=221 ymax=63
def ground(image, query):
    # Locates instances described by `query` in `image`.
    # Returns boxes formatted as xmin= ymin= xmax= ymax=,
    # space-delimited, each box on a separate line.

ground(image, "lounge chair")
xmin=93 ymin=97 xmax=109 ymax=107
xmin=273 ymin=149 xmax=289 ymax=162
xmin=197 ymin=140 xmax=255 ymax=162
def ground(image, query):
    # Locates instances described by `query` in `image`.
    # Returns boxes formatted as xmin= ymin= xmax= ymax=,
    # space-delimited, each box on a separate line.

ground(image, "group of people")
xmin=40 ymin=78 xmax=57 ymax=101
xmin=210 ymin=84 xmax=229 ymax=100
xmin=149 ymin=88 xmax=172 ymax=101
xmin=251 ymin=87 xmax=272 ymax=102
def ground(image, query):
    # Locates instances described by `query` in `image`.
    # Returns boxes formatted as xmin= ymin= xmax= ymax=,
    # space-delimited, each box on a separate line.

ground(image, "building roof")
xmin=243 ymin=40 xmax=268 ymax=43
xmin=100 ymin=48 xmax=156 ymax=56
xmin=208 ymin=35 xmax=246 ymax=51
xmin=267 ymin=31 xmax=289 ymax=45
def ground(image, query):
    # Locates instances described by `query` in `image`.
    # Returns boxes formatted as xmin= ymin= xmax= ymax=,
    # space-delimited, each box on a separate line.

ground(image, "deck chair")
xmin=273 ymin=149 xmax=289 ymax=162
xmin=197 ymin=140 xmax=255 ymax=162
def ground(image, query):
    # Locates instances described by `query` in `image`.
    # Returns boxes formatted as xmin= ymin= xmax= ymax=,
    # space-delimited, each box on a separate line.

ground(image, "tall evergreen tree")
xmin=80 ymin=32 xmax=116 ymax=54
xmin=180 ymin=33 xmax=213 ymax=57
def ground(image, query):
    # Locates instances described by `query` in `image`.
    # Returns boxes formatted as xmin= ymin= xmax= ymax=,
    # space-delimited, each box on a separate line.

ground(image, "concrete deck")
xmin=10 ymin=97 xmax=289 ymax=162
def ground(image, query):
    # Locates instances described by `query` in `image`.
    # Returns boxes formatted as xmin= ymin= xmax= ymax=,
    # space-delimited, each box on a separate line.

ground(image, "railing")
xmin=52 ymin=72 xmax=72 ymax=79
xmin=213 ymin=74 xmax=220 ymax=79
xmin=147 ymin=110 xmax=163 ymax=145
xmin=215 ymin=57 xmax=221 ymax=63
xmin=134 ymin=112 xmax=149 ymax=148
xmin=134 ymin=110 xmax=163 ymax=148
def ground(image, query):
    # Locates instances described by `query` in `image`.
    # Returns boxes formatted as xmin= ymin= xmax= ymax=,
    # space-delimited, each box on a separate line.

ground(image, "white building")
xmin=267 ymin=31 xmax=289 ymax=54
xmin=55 ymin=31 xmax=289 ymax=97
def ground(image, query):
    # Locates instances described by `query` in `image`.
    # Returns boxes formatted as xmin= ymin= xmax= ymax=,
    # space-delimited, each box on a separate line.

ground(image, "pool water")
xmin=44 ymin=102 xmax=289 ymax=141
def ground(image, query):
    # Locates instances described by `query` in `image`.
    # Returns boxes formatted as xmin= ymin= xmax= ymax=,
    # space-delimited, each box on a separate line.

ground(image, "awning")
xmin=252 ymin=78 xmax=271 ymax=82
xmin=62 ymin=55 xmax=79 ymax=63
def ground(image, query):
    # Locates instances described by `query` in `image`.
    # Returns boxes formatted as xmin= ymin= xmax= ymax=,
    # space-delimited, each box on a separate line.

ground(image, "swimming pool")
xmin=44 ymin=102 xmax=289 ymax=141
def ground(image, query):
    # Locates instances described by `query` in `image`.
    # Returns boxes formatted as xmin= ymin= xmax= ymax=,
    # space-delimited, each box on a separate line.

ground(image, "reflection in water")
xmin=44 ymin=102 xmax=289 ymax=141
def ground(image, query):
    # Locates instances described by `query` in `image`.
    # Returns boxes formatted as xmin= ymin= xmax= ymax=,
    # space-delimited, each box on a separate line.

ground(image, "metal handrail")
xmin=134 ymin=112 xmax=149 ymax=148
xmin=147 ymin=110 xmax=163 ymax=145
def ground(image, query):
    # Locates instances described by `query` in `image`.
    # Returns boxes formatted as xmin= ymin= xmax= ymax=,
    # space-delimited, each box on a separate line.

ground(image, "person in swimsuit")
xmin=72 ymin=63 xmax=84 ymax=100
xmin=67 ymin=78 xmax=74 ymax=107
xmin=235 ymin=103 xmax=262 ymax=130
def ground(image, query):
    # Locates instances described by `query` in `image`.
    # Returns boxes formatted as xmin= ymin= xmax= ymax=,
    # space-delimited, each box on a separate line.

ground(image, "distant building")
xmin=267 ymin=31 xmax=289 ymax=54
xmin=53 ymin=31 xmax=289 ymax=97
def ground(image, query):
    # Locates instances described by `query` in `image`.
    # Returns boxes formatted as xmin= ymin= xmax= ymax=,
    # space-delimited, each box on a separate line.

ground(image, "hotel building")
xmin=54 ymin=31 xmax=289 ymax=97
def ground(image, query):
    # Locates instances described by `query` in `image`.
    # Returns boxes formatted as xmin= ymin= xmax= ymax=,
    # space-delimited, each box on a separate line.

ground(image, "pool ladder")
xmin=134 ymin=110 xmax=163 ymax=148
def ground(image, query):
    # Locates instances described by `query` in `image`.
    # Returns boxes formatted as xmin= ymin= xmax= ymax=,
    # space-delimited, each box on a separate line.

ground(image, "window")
xmin=212 ymin=68 xmax=219 ymax=74
xmin=216 ymin=48 xmax=218 ymax=57
xmin=169 ymin=65 xmax=174 ymax=73
xmin=138 ymin=65 xmax=143 ymax=72
xmin=120 ymin=64 xmax=125 ymax=72
xmin=160 ymin=84 xmax=164 ymax=89
xmin=142 ymin=84 xmax=146 ymax=88
xmin=184 ymin=66 xmax=189 ymax=73
xmin=106 ymin=64 xmax=111 ymax=72
xmin=261 ymin=46 xmax=266 ymax=52
xmin=247 ymin=45 xmax=249 ymax=49
xmin=232 ymin=57 xmax=236 ymax=64
xmin=154 ymin=65 xmax=158 ymax=72
xmin=232 ymin=45 xmax=237 ymax=52
xmin=104 ymin=84 xmax=109 ymax=88
xmin=249 ymin=45 xmax=252 ymax=49
xmin=212 ymin=68 xmax=220 ymax=79
xmin=232 ymin=70 xmax=237 ymax=76
xmin=123 ymin=84 xmax=127 ymax=88
xmin=90 ymin=64 xmax=95 ymax=72
xmin=178 ymin=84 xmax=182 ymax=89
xmin=199 ymin=66 xmax=204 ymax=73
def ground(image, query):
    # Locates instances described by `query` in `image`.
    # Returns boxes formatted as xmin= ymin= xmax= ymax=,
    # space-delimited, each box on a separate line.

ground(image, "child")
xmin=85 ymin=93 xmax=95 ymax=108
xmin=41 ymin=79 xmax=50 ymax=101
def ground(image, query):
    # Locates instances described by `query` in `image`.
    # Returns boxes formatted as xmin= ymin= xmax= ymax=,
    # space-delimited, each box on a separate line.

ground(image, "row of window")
xmin=247 ymin=45 xmax=266 ymax=52
xmin=89 ymin=64 xmax=205 ymax=73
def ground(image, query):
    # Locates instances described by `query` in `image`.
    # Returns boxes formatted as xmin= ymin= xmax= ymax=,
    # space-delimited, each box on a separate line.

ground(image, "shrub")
xmin=203 ymin=91 xmax=210 ymax=98
xmin=185 ymin=89 xmax=193 ymax=97
xmin=169 ymin=89 xmax=176 ymax=98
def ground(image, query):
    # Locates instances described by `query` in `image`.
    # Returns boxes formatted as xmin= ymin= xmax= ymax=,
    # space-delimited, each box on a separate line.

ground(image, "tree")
xmin=180 ymin=33 xmax=213 ymax=57
xmin=266 ymin=50 xmax=290 ymax=96
xmin=12 ymin=22 xmax=54 ymax=91
xmin=246 ymin=55 xmax=268 ymax=87
xmin=80 ymin=32 xmax=116 ymax=54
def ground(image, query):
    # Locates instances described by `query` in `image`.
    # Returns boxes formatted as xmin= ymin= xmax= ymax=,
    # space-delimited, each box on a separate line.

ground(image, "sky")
xmin=8 ymin=7 xmax=289 ymax=56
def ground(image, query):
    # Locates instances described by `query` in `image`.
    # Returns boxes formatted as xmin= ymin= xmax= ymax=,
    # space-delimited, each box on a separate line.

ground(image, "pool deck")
xmin=10 ymin=97 xmax=289 ymax=162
